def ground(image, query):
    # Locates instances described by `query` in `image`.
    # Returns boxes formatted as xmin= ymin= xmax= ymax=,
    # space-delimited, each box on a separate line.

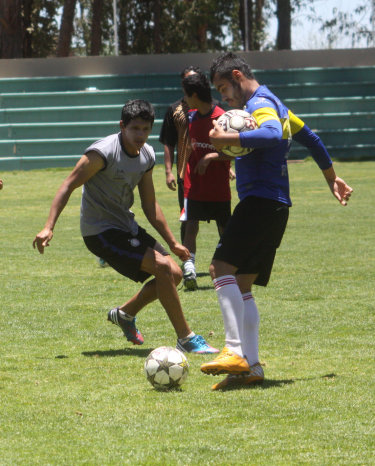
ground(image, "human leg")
xmin=177 ymin=176 xmax=186 ymax=243
xmin=200 ymin=259 xmax=250 ymax=375
xmin=182 ymin=220 xmax=199 ymax=290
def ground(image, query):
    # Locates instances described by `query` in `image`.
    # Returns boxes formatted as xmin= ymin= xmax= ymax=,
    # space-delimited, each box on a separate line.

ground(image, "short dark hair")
xmin=182 ymin=72 xmax=212 ymax=103
xmin=180 ymin=65 xmax=202 ymax=79
xmin=121 ymin=99 xmax=155 ymax=127
xmin=210 ymin=52 xmax=255 ymax=83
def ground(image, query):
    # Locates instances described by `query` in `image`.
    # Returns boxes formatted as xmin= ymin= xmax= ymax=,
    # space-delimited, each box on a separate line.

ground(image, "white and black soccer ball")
xmin=216 ymin=109 xmax=258 ymax=157
xmin=144 ymin=346 xmax=189 ymax=390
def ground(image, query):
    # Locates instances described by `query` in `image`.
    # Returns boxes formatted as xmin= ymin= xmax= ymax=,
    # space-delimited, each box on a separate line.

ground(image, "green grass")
xmin=1 ymin=161 xmax=374 ymax=465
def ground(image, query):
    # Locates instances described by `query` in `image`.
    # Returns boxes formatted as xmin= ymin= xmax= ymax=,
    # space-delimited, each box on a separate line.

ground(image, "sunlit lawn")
xmin=0 ymin=161 xmax=374 ymax=464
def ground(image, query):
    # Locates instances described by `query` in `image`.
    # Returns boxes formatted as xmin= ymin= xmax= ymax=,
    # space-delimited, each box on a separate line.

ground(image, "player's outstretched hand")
xmin=328 ymin=177 xmax=353 ymax=206
xmin=33 ymin=228 xmax=53 ymax=254
xmin=166 ymin=172 xmax=177 ymax=191
xmin=170 ymin=242 xmax=190 ymax=262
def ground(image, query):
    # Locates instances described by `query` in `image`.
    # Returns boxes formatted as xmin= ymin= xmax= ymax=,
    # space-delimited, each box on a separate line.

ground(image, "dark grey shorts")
xmin=83 ymin=227 xmax=168 ymax=283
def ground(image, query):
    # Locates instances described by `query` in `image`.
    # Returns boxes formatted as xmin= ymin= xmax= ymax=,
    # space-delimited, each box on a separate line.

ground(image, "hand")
xmin=166 ymin=173 xmax=177 ymax=191
xmin=327 ymin=177 xmax=353 ymax=206
xmin=170 ymin=242 xmax=190 ymax=262
xmin=195 ymin=154 xmax=213 ymax=175
xmin=33 ymin=228 xmax=53 ymax=254
xmin=209 ymin=120 xmax=227 ymax=151
xmin=229 ymin=168 xmax=236 ymax=180
xmin=0 ymin=179 xmax=3 ymax=190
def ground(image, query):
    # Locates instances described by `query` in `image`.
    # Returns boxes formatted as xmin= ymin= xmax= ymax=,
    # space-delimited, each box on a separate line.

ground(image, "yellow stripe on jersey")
xmin=252 ymin=107 xmax=292 ymax=140
xmin=288 ymin=109 xmax=305 ymax=136
xmin=252 ymin=107 xmax=279 ymax=126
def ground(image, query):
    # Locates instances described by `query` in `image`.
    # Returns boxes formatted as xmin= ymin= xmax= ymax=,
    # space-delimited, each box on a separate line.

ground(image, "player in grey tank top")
xmin=33 ymin=99 xmax=218 ymax=354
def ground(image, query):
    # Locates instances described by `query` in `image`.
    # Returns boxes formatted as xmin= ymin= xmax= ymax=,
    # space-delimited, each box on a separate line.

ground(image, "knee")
xmin=209 ymin=262 xmax=216 ymax=280
xmin=172 ymin=263 xmax=183 ymax=285
xmin=155 ymin=255 xmax=182 ymax=284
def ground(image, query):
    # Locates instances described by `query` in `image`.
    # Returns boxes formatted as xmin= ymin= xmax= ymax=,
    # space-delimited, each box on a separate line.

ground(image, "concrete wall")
xmin=1 ymin=48 xmax=375 ymax=78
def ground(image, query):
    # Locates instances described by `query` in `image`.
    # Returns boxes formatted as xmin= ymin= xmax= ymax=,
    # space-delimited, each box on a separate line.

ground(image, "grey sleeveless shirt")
xmin=80 ymin=133 xmax=155 ymax=237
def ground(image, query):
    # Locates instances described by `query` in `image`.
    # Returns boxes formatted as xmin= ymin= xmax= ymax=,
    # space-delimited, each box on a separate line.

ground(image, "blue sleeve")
xmin=292 ymin=124 xmax=332 ymax=170
xmin=239 ymin=120 xmax=282 ymax=148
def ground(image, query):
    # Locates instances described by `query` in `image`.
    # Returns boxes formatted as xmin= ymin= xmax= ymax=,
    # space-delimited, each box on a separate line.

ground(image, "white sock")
xmin=183 ymin=254 xmax=196 ymax=275
xmin=118 ymin=310 xmax=134 ymax=321
xmin=178 ymin=331 xmax=195 ymax=343
xmin=213 ymin=275 xmax=244 ymax=357
xmin=241 ymin=292 xmax=260 ymax=366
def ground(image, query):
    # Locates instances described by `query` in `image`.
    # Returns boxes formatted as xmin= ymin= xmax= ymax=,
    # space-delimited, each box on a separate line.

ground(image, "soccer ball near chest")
xmin=216 ymin=109 xmax=258 ymax=157
xmin=144 ymin=346 xmax=189 ymax=390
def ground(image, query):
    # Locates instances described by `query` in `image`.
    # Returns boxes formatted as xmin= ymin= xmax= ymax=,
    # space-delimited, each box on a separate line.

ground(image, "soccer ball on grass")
xmin=144 ymin=346 xmax=189 ymax=390
xmin=216 ymin=109 xmax=258 ymax=157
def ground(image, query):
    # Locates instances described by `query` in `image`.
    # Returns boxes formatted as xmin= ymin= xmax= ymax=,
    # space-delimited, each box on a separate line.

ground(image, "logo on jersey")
xmin=190 ymin=137 xmax=216 ymax=151
xmin=129 ymin=238 xmax=140 ymax=247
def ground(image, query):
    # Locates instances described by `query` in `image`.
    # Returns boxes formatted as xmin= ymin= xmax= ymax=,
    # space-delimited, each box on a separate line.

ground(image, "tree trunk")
xmin=56 ymin=0 xmax=77 ymax=57
xmin=22 ymin=0 xmax=33 ymax=58
xmin=253 ymin=0 xmax=264 ymax=50
xmin=276 ymin=0 xmax=291 ymax=50
xmin=240 ymin=0 xmax=253 ymax=51
xmin=0 ymin=0 xmax=23 ymax=58
xmin=118 ymin=0 xmax=130 ymax=55
xmin=153 ymin=0 xmax=162 ymax=53
xmin=90 ymin=0 xmax=103 ymax=56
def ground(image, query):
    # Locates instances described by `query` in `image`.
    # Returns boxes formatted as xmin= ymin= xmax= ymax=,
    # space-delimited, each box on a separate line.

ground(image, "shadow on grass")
xmin=215 ymin=373 xmax=337 ymax=392
xmin=81 ymin=347 xmax=154 ymax=358
xmin=183 ymin=286 xmax=213 ymax=292
xmin=196 ymin=272 xmax=210 ymax=278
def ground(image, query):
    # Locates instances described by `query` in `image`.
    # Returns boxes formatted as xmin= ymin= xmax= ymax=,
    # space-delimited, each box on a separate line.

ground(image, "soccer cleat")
xmin=176 ymin=334 xmax=219 ymax=354
xmin=200 ymin=347 xmax=250 ymax=375
xmin=183 ymin=272 xmax=198 ymax=291
xmin=211 ymin=363 xmax=264 ymax=390
xmin=107 ymin=308 xmax=144 ymax=345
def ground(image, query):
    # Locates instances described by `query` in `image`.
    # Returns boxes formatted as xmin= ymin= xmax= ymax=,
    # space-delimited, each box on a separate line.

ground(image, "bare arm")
xmin=0 ymin=179 xmax=3 ymax=190
xmin=164 ymin=144 xmax=177 ymax=191
xmin=138 ymin=169 xmax=189 ymax=261
xmin=195 ymin=151 xmax=233 ymax=175
xmin=33 ymin=152 xmax=105 ymax=253
xmin=322 ymin=165 xmax=353 ymax=206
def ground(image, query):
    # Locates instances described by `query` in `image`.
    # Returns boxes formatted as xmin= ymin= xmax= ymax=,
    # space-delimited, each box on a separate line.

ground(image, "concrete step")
xmin=0 ymin=88 xmax=184 ymax=109
xmin=285 ymin=96 xmax=375 ymax=115
xmin=0 ymin=103 xmax=170 ymax=124
xmin=289 ymin=143 xmax=375 ymax=161
xmin=0 ymin=120 xmax=163 ymax=139
xmin=0 ymin=134 xmax=164 ymax=157
xmin=0 ymin=73 xmax=182 ymax=93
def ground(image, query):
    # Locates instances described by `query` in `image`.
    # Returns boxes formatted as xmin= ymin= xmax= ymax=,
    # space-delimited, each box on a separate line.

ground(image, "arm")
xmin=0 ymin=179 xmax=3 ymax=190
xmin=138 ymin=169 xmax=190 ymax=261
xmin=33 ymin=151 xmax=105 ymax=253
xmin=164 ymin=144 xmax=177 ymax=191
xmin=195 ymin=151 xmax=232 ymax=175
xmin=209 ymin=118 xmax=282 ymax=152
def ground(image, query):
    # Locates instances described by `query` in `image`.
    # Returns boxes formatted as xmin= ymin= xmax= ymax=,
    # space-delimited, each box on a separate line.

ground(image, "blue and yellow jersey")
xmin=236 ymin=85 xmax=332 ymax=206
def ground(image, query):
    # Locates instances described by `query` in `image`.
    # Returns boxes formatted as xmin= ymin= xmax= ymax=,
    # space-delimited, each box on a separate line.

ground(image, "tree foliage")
xmin=0 ymin=0 xmax=372 ymax=59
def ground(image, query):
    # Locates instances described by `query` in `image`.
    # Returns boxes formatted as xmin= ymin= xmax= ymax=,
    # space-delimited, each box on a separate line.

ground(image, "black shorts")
xmin=181 ymin=198 xmax=231 ymax=230
xmin=83 ymin=227 xmax=168 ymax=283
xmin=212 ymin=196 xmax=289 ymax=286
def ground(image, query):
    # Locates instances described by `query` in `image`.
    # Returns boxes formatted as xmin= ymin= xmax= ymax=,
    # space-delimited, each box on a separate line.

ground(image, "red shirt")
xmin=184 ymin=105 xmax=231 ymax=202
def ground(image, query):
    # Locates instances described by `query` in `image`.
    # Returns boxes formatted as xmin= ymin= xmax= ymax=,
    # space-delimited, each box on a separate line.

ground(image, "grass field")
xmin=1 ymin=161 xmax=374 ymax=465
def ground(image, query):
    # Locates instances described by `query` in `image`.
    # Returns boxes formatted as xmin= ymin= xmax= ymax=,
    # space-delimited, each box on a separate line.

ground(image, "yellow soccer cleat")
xmin=200 ymin=347 xmax=250 ymax=375
xmin=211 ymin=363 xmax=264 ymax=390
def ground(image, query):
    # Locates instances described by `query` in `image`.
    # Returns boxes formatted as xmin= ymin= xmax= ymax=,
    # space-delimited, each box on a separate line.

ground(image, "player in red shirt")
xmin=180 ymin=72 xmax=232 ymax=290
